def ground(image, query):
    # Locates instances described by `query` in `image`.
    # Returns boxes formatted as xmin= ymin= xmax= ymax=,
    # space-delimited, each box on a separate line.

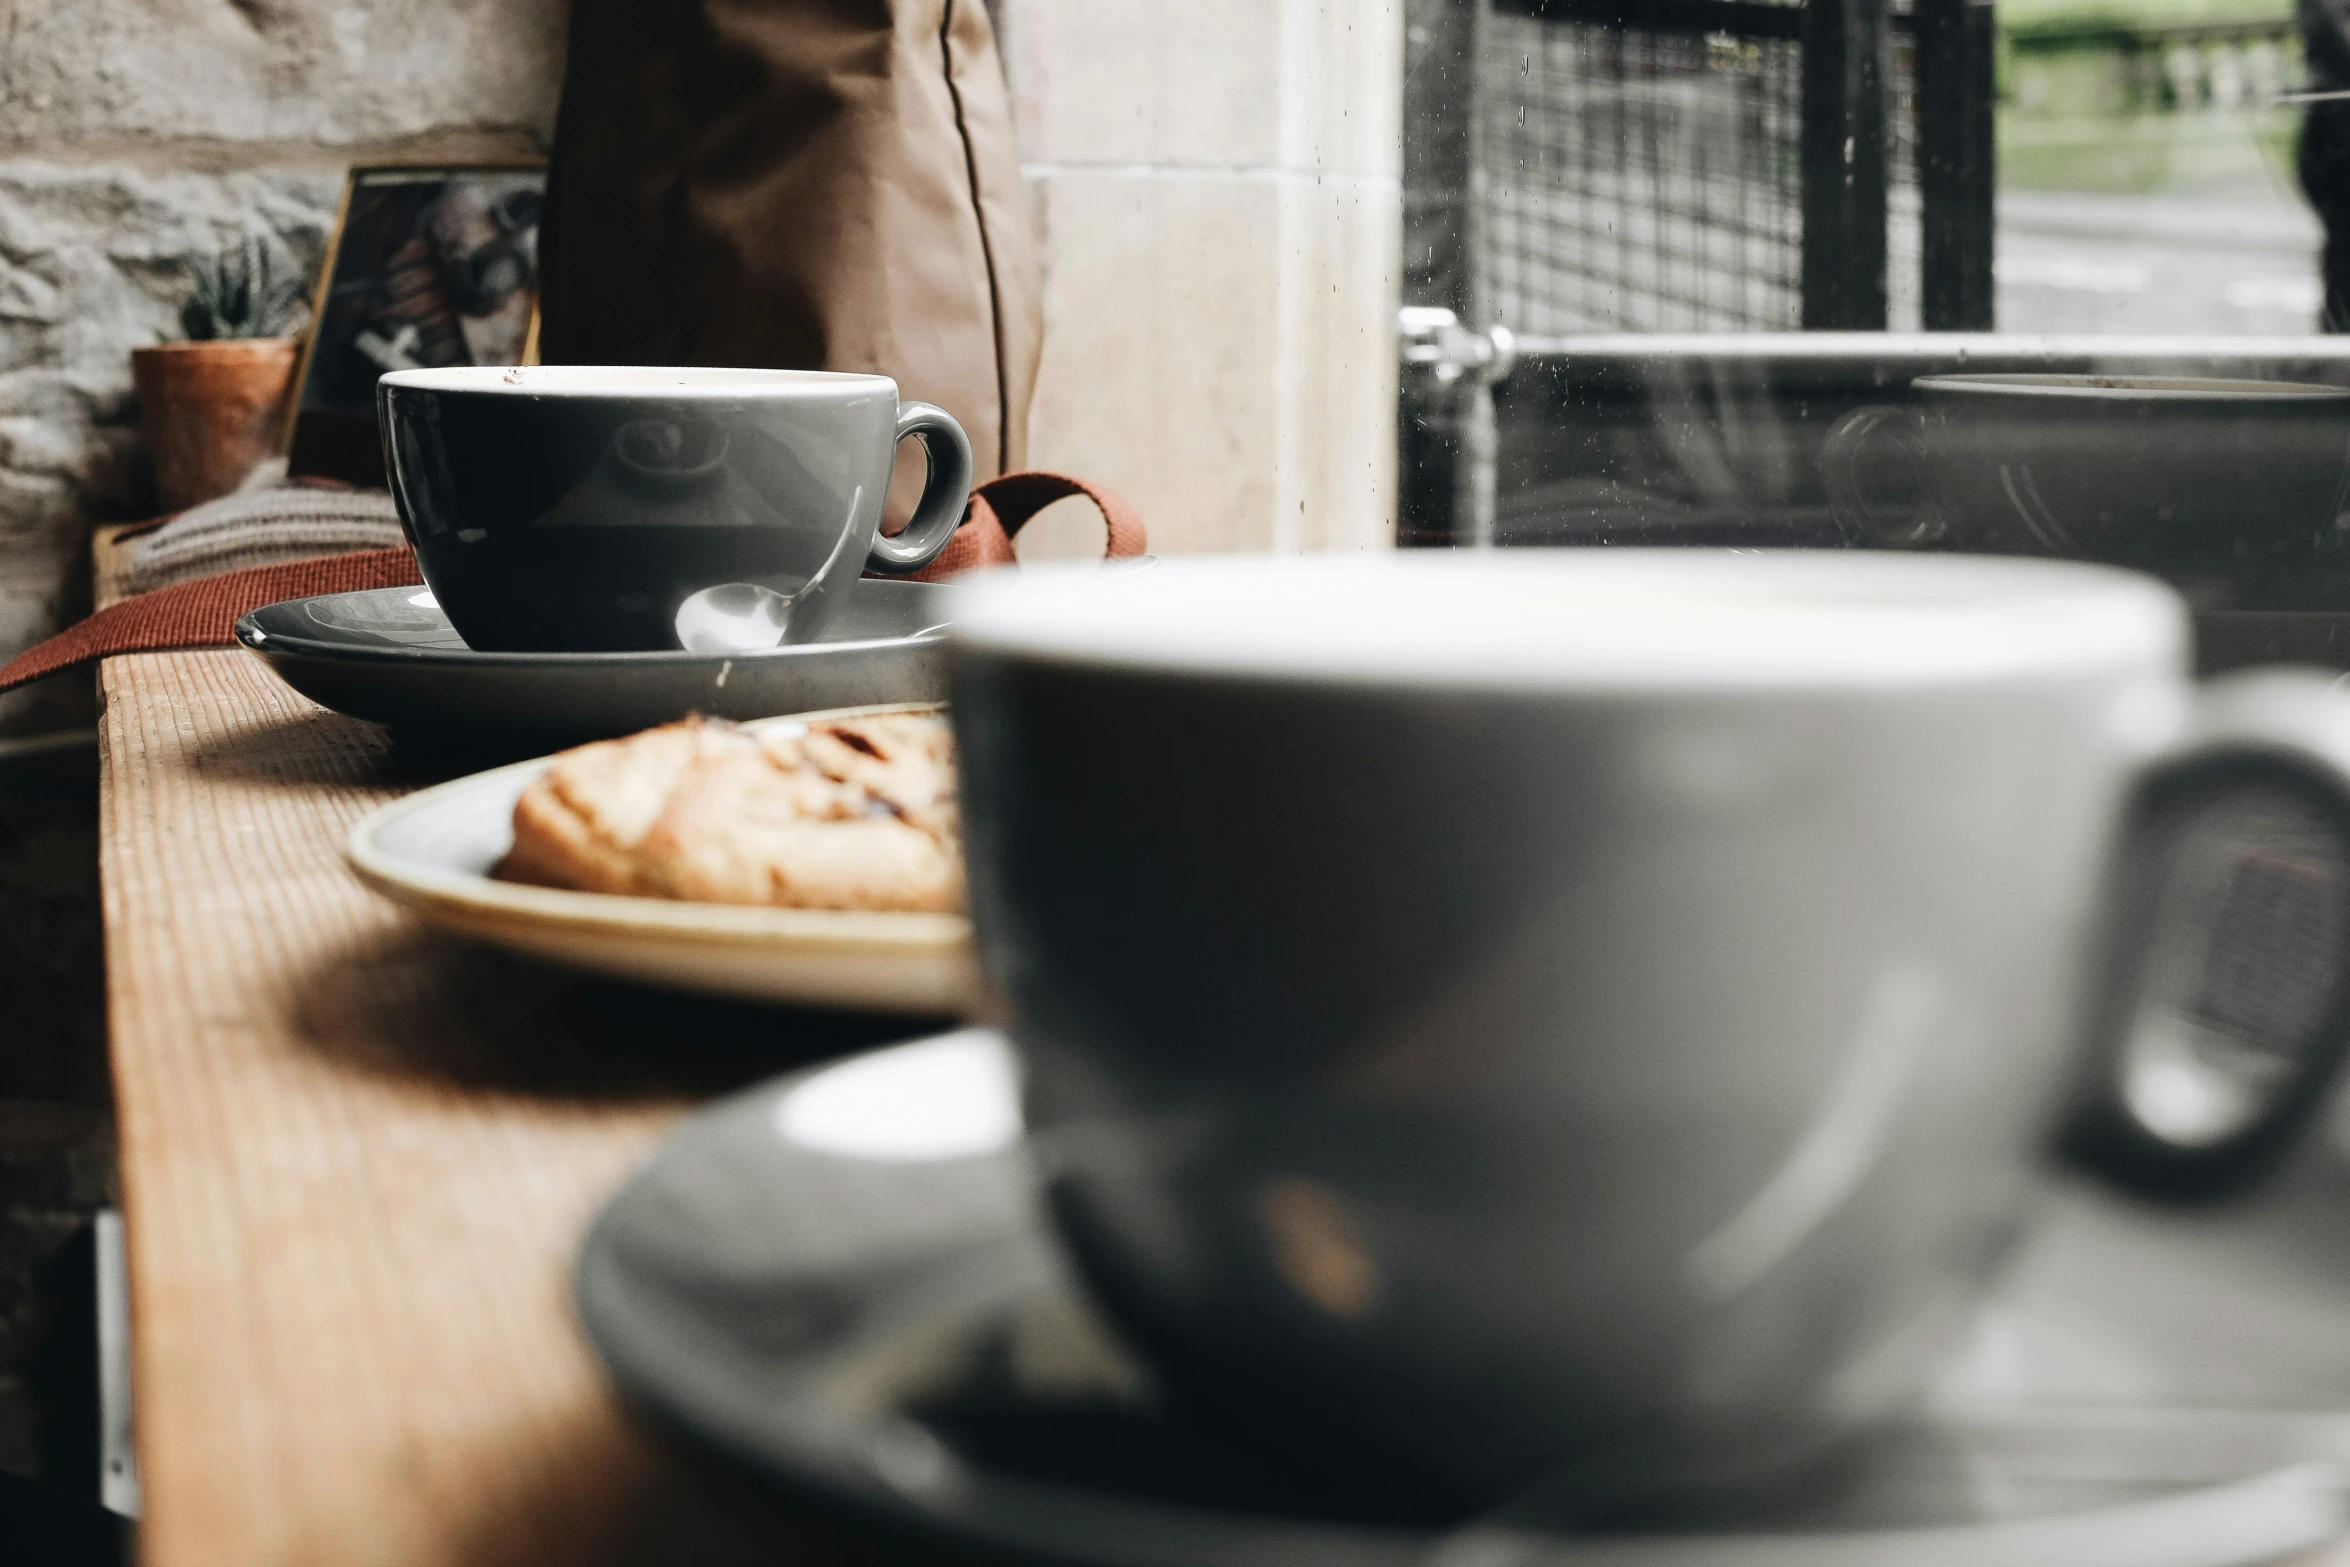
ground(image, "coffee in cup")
xmin=377 ymin=365 xmax=973 ymax=652
xmin=948 ymin=550 xmax=2350 ymax=1506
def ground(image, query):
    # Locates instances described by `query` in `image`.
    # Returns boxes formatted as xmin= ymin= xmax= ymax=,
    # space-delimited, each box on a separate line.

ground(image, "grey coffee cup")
xmin=377 ymin=365 xmax=973 ymax=653
xmin=947 ymin=550 xmax=2350 ymax=1509
xmin=1821 ymin=373 xmax=2350 ymax=610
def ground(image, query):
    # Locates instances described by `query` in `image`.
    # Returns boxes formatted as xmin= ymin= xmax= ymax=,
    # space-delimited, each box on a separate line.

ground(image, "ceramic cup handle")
xmin=1819 ymin=404 xmax=1946 ymax=549
xmin=867 ymin=402 xmax=976 ymax=575
xmin=2067 ymin=670 xmax=2350 ymax=1197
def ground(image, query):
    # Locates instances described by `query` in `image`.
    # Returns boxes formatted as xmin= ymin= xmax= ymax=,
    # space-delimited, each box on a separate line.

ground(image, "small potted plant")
xmin=131 ymin=235 xmax=309 ymax=512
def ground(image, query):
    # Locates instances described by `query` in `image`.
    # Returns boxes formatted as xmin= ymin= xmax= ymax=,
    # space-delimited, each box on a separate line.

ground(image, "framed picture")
xmin=285 ymin=163 xmax=546 ymax=487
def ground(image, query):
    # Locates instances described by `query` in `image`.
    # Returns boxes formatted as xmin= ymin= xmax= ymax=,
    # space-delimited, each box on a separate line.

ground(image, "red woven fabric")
xmin=0 ymin=472 xmax=1149 ymax=695
xmin=0 ymin=546 xmax=424 ymax=694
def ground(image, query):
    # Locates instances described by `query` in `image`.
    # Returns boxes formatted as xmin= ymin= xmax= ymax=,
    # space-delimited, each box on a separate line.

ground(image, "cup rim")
xmin=377 ymin=365 xmax=895 ymax=399
xmin=947 ymin=549 xmax=2187 ymax=691
xmin=1913 ymin=372 xmax=2350 ymax=402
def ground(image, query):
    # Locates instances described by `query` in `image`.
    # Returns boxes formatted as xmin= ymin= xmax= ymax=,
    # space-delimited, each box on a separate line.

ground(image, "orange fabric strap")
xmin=0 ymin=547 xmax=424 ymax=694
xmin=0 ymin=471 xmax=1148 ymax=694
xmin=908 ymin=469 xmax=1150 ymax=581
xmin=978 ymin=470 xmax=1150 ymax=557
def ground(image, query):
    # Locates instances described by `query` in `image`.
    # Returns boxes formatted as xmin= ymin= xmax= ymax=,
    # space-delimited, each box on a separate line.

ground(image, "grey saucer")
xmin=574 ymin=1030 xmax=2350 ymax=1567
xmin=235 ymin=578 xmax=948 ymax=742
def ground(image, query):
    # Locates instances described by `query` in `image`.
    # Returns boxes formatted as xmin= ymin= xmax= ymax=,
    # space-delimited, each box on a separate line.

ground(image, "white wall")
xmin=999 ymin=0 xmax=1403 ymax=557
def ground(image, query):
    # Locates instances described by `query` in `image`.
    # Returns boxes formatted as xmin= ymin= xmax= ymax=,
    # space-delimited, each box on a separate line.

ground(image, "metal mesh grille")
xmin=2123 ymin=785 xmax=2350 ymax=1146
xmin=2184 ymin=844 xmax=2347 ymax=1047
xmin=1477 ymin=7 xmax=1923 ymax=334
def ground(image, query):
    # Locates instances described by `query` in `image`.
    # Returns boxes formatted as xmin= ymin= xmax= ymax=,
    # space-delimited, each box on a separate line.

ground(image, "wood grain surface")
xmin=97 ymin=636 xmax=914 ymax=1565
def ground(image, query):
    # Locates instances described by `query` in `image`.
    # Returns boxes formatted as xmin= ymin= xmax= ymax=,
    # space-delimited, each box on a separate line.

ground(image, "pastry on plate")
xmin=497 ymin=712 xmax=962 ymax=913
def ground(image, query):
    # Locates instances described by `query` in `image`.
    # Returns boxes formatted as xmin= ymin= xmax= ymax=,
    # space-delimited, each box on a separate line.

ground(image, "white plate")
xmin=344 ymin=705 xmax=980 ymax=1013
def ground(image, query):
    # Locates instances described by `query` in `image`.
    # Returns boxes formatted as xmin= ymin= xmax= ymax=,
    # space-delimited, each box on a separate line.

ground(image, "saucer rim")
xmin=235 ymin=582 xmax=952 ymax=668
xmin=574 ymin=1033 xmax=2350 ymax=1567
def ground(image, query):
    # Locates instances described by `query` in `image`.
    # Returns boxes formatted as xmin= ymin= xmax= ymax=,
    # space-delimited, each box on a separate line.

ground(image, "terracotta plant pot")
xmin=130 ymin=338 xmax=299 ymax=512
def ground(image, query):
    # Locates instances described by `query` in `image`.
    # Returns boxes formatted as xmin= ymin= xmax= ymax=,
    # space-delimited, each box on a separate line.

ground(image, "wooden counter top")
xmin=93 ymin=530 xmax=904 ymax=1565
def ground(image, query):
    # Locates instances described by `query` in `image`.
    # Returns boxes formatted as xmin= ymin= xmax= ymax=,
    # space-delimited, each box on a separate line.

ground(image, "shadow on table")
xmin=431 ymin=1362 xmax=903 ymax=1567
xmin=288 ymin=925 xmax=948 ymax=1102
xmin=177 ymin=707 xmax=600 ymax=791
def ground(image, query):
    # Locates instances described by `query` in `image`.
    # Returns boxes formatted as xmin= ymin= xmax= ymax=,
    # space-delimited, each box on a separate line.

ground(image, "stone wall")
xmin=0 ymin=0 xmax=565 ymax=737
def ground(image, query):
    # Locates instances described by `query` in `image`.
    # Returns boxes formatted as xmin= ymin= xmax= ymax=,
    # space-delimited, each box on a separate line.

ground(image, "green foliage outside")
xmin=1995 ymin=0 xmax=2305 ymax=198
xmin=2002 ymin=0 xmax=2293 ymax=32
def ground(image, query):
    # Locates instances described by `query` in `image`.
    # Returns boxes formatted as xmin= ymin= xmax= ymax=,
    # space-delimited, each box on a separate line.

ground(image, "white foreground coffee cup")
xmin=947 ymin=549 xmax=2350 ymax=1506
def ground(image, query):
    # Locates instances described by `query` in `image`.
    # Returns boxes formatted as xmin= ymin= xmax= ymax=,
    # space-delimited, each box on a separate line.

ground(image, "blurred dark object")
xmin=538 ymin=0 xmax=1040 ymax=482
xmin=286 ymin=166 xmax=545 ymax=488
xmin=0 ymin=735 xmax=105 ymax=1104
xmin=0 ymin=734 xmax=115 ymax=1506
xmin=0 ymin=1466 xmax=122 ymax=1566
xmin=23 ymin=1225 xmax=99 ymax=1510
xmin=2301 ymin=0 xmax=2350 ymax=329
xmin=1820 ymin=374 xmax=2350 ymax=611
xmin=2201 ymin=611 xmax=2350 ymax=670
xmin=1399 ymin=334 xmax=2350 ymax=639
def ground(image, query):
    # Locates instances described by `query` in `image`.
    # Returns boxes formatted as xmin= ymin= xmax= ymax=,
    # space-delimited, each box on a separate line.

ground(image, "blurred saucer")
xmin=236 ymin=578 xmax=949 ymax=744
xmin=575 ymin=1031 xmax=2350 ymax=1567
